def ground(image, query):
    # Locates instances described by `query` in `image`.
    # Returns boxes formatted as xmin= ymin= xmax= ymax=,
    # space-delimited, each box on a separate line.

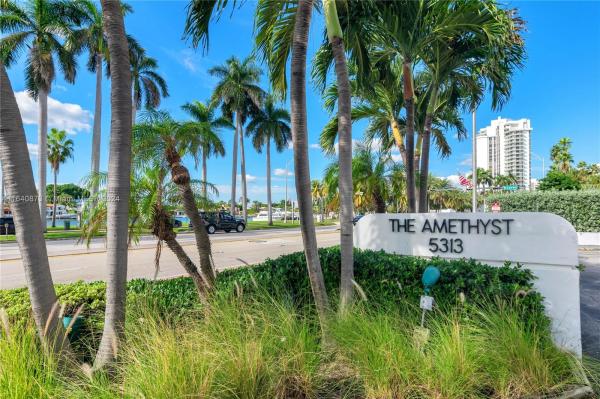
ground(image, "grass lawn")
xmin=0 ymin=220 xmax=336 ymax=242
xmin=0 ymin=229 xmax=95 ymax=242
xmin=246 ymin=219 xmax=336 ymax=230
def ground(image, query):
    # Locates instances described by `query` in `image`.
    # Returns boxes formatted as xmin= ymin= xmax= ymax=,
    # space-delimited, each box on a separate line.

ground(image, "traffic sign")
xmin=502 ymin=185 xmax=518 ymax=191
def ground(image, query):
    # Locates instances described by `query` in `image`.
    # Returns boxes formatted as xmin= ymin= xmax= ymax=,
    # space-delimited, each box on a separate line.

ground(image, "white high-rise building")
xmin=476 ymin=117 xmax=532 ymax=190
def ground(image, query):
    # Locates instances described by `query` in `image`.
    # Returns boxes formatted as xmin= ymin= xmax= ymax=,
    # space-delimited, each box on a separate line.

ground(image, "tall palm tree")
xmin=550 ymin=137 xmax=573 ymax=172
xmin=255 ymin=0 xmax=330 ymax=320
xmin=417 ymin=1 xmax=525 ymax=212
xmin=130 ymin=45 xmax=168 ymax=123
xmin=94 ymin=0 xmax=132 ymax=371
xmin=74 ymin=0 xmax=132 ymax=199
xmin=0 ymin=64 xmax=72 ymax=359
xmin=133 ymin=110 xmax=215 ymax=291
xmin=311 ymin=180 xmax=325 ymax=222
xmin=469 ymin=167 xmax=493 ymax=195
xmin=209 ymin=56 xmax=264 ymax=221
xmin=47 ymin=128 xmax=73 ymax=227
xmin=0 ymin=0 xmax=84 ymax=229
xmin=247 ymin=96 xmax=291 ymax=225
xmin=319 ymin=0 xmax=355 ymax=311
xmin=181 ymin=100 xmax=229 ymax=198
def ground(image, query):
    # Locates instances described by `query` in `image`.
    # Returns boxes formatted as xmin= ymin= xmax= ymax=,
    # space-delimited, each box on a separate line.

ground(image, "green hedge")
xmin=0 ymin=247 xmax=543 ymax=327
xmin=487 ymin=190 xmax=600 ymax=232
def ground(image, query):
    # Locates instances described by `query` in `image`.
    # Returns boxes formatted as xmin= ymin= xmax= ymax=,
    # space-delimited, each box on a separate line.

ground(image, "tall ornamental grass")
xmin=0 ymin=295 xmax=589 ymax=399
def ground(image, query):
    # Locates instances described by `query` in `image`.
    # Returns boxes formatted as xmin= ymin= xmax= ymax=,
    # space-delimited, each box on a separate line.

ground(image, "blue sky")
xmin=7 ymin=0 xmax=600 ymax=202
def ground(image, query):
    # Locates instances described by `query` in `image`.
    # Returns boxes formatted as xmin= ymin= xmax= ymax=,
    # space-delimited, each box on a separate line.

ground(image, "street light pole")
xmin=284 ymin=159 xmax=289 ymax=223
xmin=471 ymin=110 xmax=478 ymax=213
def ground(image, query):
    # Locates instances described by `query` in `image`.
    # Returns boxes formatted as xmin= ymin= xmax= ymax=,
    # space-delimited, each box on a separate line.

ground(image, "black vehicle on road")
xmin=191 ymin=210 xmax=246 ymax=234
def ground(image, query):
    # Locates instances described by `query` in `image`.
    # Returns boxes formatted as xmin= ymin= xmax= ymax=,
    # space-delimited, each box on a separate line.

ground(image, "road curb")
xmin=0 ymin=228 xmax=339 ymax=261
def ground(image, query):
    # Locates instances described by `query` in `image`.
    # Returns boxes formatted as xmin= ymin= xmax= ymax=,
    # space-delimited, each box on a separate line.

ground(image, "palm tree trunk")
xmin=291 ymin=0 xmax=330 ymax=320
xmin=374 ymin=187 xmax=386 ymax=213
xmin=419 ymin=117 xmax=434 ymax=213
xmin=164 ymin=236 xmax=207 ymax=299
xmin=38 ymin=89 xmax=48 ymax=231
xmin=52 ymin=169 xmax=57 ymax=227
xmin=202 ymin=152 xmax=207 ymax=198
xmin=329 ymin=31 xmax=354 ymax=312
xmin=167 ymin=149 xmax=215 ymax=287
xmin=230 ymin=117 xmax=239 ymax=215
xmin=402 ymin=61 xmax=416 ymax=212
xmin=94 ymin=0 xmax=133 ymax=371
xmin=0 ymin=65 xmax=72 ymax=359
xmin=131 ymin=96 xmax=137 ymax=125
xmin=419 ymin=87 xmax=438 ymax=213
xmin=390 ymin=119 xmax=408 ymax=166
xmin=238 ymin=113 xmax=248 ymax=222
xmin=266 ymin=139 xmax=273 ymax=226
xmin=91 ymin=54 xmax=103 ymax=199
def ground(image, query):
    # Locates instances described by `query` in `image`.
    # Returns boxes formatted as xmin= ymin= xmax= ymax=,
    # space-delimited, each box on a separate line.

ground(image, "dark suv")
xmin=192 ymin=211 xmax=246 ymax=234
xmin=0 ymin=216 xmax=16 ymax=235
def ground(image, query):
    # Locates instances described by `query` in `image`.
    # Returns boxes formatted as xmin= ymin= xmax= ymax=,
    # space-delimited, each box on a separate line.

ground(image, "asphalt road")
xmin=0 ymin=227 xmax=340 ymax=289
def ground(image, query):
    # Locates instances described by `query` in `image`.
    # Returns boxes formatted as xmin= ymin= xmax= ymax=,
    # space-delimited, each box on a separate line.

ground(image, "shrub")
xmin=0 ymin=248 xmax=545 ymax=333
xmin=538 ymin=170 xmax=581 ymax=191
xmin=217 ymin=247 xmax=544 ymax=319
xmin=487 ymin=190 xmax=600 ymax=231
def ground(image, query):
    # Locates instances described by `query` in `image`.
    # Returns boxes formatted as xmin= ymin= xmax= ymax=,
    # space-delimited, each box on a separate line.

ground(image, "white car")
xmin=253 ymin=210 xmax=284 ymax=221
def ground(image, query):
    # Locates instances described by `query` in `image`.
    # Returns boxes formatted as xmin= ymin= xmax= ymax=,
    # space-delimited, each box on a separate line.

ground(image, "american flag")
xmin=458 ymin=174 xmax=473 ymax=188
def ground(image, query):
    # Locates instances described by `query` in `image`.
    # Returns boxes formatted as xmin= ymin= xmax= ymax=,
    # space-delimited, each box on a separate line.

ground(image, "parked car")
xmin=0 ymin=216 xmax=16 ymax=235
xmin=190 ymin=211 xmax=246 ymax=234
xmin=171 ymin=218 xmax=183 ymax=228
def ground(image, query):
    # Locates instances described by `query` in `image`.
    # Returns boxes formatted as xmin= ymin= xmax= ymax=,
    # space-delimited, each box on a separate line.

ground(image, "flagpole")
xmin=471 ymin=110 xmax=477 ymax=212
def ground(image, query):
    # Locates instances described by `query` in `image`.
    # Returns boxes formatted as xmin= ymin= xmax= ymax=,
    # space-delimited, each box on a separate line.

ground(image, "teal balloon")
xmin=422 ymin=266 xmax=441 ymax=292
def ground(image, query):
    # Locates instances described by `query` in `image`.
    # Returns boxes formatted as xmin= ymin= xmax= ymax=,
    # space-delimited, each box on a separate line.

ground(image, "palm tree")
xmin=247 ymin=96 xmax=291 ymax=226
xmin=209 ymin=56 xmax=264 ymax=221
xmin=133 ymin=110 xmax=215 ymax=291
xmin=311 ymin=180 xmax=325 ymax=222
xmin=74 ymin=0 xmax=132 ymax=199
xmin=550 ymin=137 xmax=573 ymax=173
xmin=47 ymin=128 xmax=74 ymax=227
xmin=323 ymin=143 xmax=392 ymax=214
xmin=318 ymin=0 xmax=355 ymax=311
xmin=93 ymin=0 xmax=132 ymax=371
xmin=0 ymin=64 xmax=72 ymax=360
xmin=181 ymin=100 xmax=229 ymax=198
xmin=0 ymin=0 xmax=84 ymax=229
xmin=469 ymin=167 xmax=493 ymax=195
xmin=255 ymin=0 xmax=331 ymax=320
xmin=130 ymin=44 xmax=168 ymax=123
xmin=417 ymin=1 xmax=525 ymax=212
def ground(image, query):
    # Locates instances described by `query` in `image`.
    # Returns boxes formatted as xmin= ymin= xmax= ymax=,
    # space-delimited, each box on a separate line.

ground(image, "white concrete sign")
xmin=354 ymin=212 xmax=581 ymax=356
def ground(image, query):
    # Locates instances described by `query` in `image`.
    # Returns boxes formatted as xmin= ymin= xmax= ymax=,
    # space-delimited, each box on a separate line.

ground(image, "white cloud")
xmin=274 ymin=168 xmax=293 ymax=177
xmin=287 ymin=141 xmax=294 ymax=150
xmin=164 ymin=48 xmax=217 ymax=89
xmin=391 ymin=153 xmax=403 ymax=163
xmin=309 ymin=143 xmax=321 ymax=150
xmin=333 ymin=139 xmax=361 ymax=154
xmin=27 ymin=143 xmax=39 ymax=157
xmin=15 ymin=91 xmax=92 ymax=134
xmin=459 ymin=154 xmax=472 ymax=166
xmin=237 ymin=174 xmax=257 ymax=183
xmin=444 ymin=175 xmax=463 ymax=189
